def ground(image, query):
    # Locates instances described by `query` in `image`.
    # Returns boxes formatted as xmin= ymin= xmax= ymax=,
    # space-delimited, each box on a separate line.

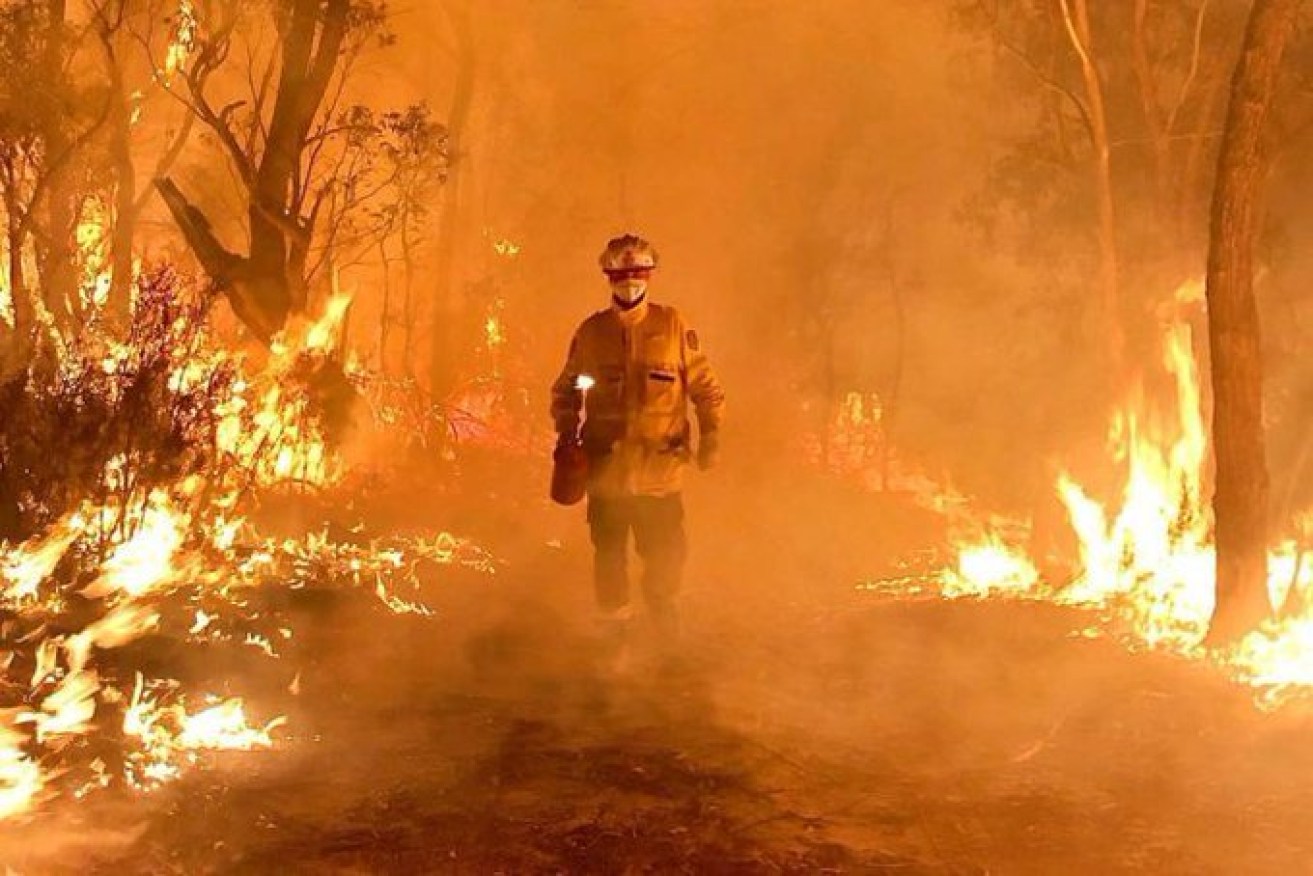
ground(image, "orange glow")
xmin=937 ymin=291 xmax=1313 ymax=705
xmin=0 ymin=726 xmax=43 ymax=820
xmin=942 ymin=533 xmax=1040 ymax=599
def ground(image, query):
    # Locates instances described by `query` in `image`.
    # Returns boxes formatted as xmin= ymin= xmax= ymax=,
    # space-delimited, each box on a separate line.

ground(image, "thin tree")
xmin=971 ymin=0 xmax=1123 ymax=374
xmin=1204 ymin=0 xmax=1303 ymax=645
xmin=427 ymin=0 xmax=474 ymax=394
xmin=1056 ymin=0 xmax=1122 ymax=374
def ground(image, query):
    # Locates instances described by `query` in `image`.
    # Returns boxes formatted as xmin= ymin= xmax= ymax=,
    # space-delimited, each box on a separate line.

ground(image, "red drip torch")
xmin=550 ymin=374 xmax=594 ymax=506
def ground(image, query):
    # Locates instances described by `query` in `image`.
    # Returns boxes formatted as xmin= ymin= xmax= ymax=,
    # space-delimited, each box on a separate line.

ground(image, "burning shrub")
xmin=0 ymin=265 xmax=499 ymax=821
xmin=0 ymin=267 xmax=235 ymax=543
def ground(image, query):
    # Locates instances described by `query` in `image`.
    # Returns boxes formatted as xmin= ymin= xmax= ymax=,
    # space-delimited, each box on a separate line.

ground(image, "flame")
xmin=0 ymin=724 xmax=42 ymax=820
xmin=0 ymin=271 xmax=507 ymax=816
xmin=123 ymin=675 xmax=281 ymax=789
xmin=1051 ymin=321 xmax=1215 ymax=649
xmin=178 ymin=699 xmax=280 ymax=750
xmin=207 ymin=294 xmax=354 ymax=488
xmin=75 ymin=197 xmax=114 ymax=311
xmin=485 ymin=314 xmax=505 ymax=352
xmin=934 ymin=291 xmax=1313 ymax=705
xmin=65 ymin=604 xmax=162 ymax=676
xmin=942 ymin=533 xmax=1039 ymax=599
xmin=18 ymin=670 xmax=100 ymax=742
xmin=0 ymin=267 xmax=12 ymax=329
xmin=82 ymin=492 xmax=189 ymax=600
xmin=490 ymin=236 xmax=521 ymax=257
xmin=162 ymin=0 xmax=198 ymax=81
xmin=2 ymin=515 xmax=83 ymax=602
xmin=303 ymin=292 xmax=352 ymax=354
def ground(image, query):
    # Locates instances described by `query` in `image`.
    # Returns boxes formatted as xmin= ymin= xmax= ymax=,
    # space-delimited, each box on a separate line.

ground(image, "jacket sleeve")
xmin=550 ymin=327 xmax=586 ymax=437
xmin=678 ymin=314 xmax=725 ymax=434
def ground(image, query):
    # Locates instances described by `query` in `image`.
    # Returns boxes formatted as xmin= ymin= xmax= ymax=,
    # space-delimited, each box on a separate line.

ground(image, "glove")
xmin=554 ymin=432 xmax=578 ymax=460
xmin=697 ymin=431 xmax=720 ymax=471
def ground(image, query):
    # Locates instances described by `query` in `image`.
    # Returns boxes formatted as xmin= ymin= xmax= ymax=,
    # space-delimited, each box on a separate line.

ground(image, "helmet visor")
xmin=603 ymin=266 xmax=654 ymax=281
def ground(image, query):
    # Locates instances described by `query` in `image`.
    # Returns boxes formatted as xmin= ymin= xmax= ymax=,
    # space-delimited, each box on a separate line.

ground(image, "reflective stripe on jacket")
xmin=551 ymin=299 xmax=724 ymax=497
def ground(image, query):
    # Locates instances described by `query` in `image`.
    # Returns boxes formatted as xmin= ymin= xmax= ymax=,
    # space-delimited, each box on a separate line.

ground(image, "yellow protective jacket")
xmin=551 ymin=299 xmax=725 ymax=498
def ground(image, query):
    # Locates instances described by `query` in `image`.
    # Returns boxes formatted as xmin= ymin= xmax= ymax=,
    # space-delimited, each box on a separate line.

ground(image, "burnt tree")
xmin=156 ymin=0 xmax=354 ymax=343
xmin=1204 ymin=0 xmax=1303 ymax=645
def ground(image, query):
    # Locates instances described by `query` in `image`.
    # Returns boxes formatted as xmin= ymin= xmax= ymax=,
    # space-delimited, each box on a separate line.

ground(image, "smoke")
xmin=17 ymin=1 xmax=1313 ymax=869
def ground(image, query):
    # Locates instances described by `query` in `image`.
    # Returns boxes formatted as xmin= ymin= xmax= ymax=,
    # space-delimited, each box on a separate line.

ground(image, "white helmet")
xmin=599 ymin=234 xmax=659 ymax=273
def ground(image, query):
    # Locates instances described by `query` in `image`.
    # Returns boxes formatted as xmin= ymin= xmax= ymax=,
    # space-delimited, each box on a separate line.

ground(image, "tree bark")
xmin=1204 ymin=0 xmax=1303 ymax=646
xmin=104 ymin=28 xmax=136 ymax=327
xmin=38 ymin=0 xmax=78 ymax=332
xmin=249 ymin=0 xmax=349 ymax=318
xmin=2 ymin=155 xmax=33 ymax=363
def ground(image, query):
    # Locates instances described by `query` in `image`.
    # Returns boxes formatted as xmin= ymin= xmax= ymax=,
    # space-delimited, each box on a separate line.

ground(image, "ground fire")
xmin=2 ymin=1 xmax=1313 ymax=873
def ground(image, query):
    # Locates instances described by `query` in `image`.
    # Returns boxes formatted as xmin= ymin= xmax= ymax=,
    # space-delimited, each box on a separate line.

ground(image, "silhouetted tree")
xmin=1205 ymin=0 xmax=1304 ymax=645
xmin=155 ymin=0 xmax=439 ymax=344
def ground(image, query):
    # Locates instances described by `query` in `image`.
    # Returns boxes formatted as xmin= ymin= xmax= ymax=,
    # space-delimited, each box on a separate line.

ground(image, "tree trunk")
xmin=158 ymin=0 xmax=351 ymax=344
xmin=401 ymin=208 xmax=418 ymax=378
xmin=880 ymin=216 xmax=906 ymax=495
xmin=106 ymin=40 xmax=136 ymax=328
xmin=377 ymin=238 xmax=392 ymax=372
xmin=249 ymin=0 xmax=349 ymax=317
xmin=1204 ymin=0 xmax=1302 ymax=646
xmin=1059 ymin=0 xmax=1123 ymax=378
xmin=38 ymin=0 xmax=78 ymax=333
xmin=427 ymin=0 xmax=475 ymax=395
xmin=3 ymin=167 xmax=33 ymax=365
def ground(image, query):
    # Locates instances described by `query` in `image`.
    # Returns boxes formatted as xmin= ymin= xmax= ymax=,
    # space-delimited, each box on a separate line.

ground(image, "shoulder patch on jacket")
xmin=686 ymin=330 xmax=699 ymax=352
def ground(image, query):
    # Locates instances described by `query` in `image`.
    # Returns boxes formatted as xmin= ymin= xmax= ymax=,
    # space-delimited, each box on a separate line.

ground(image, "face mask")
xmin=611 ymin=278 xmax=648 ymax=307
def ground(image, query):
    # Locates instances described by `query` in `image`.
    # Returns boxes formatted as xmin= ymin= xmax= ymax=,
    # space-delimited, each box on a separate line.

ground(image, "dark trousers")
xmin=587 ymin=494 xmax=686 ymax=623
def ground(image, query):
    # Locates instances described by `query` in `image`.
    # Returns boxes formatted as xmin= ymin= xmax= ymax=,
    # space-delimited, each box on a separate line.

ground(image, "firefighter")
xmin=550 ymin=234 xmax=725 ymax=659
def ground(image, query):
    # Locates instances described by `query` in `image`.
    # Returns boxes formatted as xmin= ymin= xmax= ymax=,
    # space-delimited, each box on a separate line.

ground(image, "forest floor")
xmin=4 ymin=452 xmax=1313 ymax=874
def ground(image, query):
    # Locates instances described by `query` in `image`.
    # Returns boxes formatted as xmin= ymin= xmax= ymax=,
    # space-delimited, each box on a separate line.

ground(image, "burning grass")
xmin=0 ymin=267 xmax=497 ymax=821
xmin=860 ymin=285 xmax=1313 ymax=710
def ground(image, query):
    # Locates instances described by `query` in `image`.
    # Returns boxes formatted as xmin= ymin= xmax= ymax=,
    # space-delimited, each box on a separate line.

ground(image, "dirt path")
xmin=8 ymin=460 xmax=1313 ymax=873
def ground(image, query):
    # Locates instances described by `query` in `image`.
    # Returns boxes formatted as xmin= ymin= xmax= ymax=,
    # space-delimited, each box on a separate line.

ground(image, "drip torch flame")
xmin=575 ymin=375 xmax=595 ymax=428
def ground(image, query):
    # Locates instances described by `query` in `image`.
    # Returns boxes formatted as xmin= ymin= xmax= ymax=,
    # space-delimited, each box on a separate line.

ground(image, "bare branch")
xmin=978 ymin=0 xmax=1096 ymax=144
xmin=1167 ymin=0 xmax=1214 ymax=136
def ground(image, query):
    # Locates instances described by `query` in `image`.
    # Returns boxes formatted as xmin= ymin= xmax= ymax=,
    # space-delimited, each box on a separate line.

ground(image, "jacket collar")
xmin=610 ymin=296 xmax=650 ymax=326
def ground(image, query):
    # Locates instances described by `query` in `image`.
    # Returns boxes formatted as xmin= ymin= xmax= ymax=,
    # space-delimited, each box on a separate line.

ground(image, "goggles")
xmin=604 ymin=266 xmax=654 ymax=281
